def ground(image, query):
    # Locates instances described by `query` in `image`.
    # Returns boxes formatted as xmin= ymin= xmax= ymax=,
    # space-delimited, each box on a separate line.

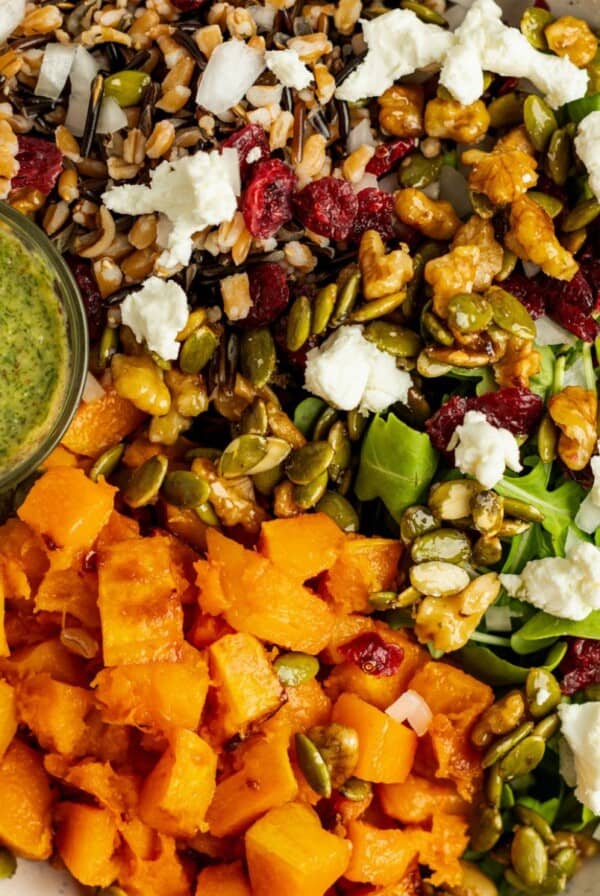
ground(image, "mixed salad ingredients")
xmin=2 ymin=0 xmax=600 ymax=893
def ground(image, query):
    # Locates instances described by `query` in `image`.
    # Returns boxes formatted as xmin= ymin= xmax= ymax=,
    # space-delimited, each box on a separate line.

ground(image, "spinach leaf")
xmin=529 ymin=345 xmax=556 ymax=400
xmin=355 ymin=414 xmax=439 ymax=521
xmin=293 ymin=397 xmax=326 ymax=436
xmin=512 ymin=610 xmax=600 ymax=648
xmin=502 ymin=523 xmax=554 ymax=575
xmin=457 ymin=640 xmax=567 ymax=686
xmin=556 ymin=792 xmax=597 ymax=831
xmin=516 ymin=794 xmax=561 ymax=826
xmin=496 ymin=462 xmax=585 ymax=555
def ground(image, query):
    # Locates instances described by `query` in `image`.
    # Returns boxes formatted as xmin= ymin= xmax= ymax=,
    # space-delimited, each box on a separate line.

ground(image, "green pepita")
xmin=411 ymin=528 xmax=471 ymax=564
xmin=482 ymin=721 xmax=534 ymax=769
xmin=308 ymin=723 xmax=360 ymax=788
xmin=546 ymin=127 xmax=572 ymax=187
xmin=286 ymin=441 xmax=334 ymax=485
xmin=429 ymin=479 xmax=482 ymax=521
xmin=180 ymin=326 xmax=219 ymax=375
xmin=520 ymin=7 xmax=554 ymax=50
xmin=195 ymin=502 xmax=219 ymax=526
xmin=473 ymin=535 xmax=503 ymax=567
xmin=241 ymin=398 xmax=269 ymax=436
xmin=400 ymin=153 xmax=443 ymax=190
xmin=497 ymin=248 xmax=518 ymax=282
xmin=400 ymin=504 xmax=439 ymax=543
xmin=294 ymin=732 xmax=332 ymax=798
xmin=274 ymin=652 xmax=320 ymax=687
xmin=312 ymin=283 xmax=338 ymax=335
xmin=161 ymin=470 xmax=210 ymax=508
xmin=98 ymin=325 xmax=119 ymax=368
xmin=538 ymin=415 xmax=558 ymax=464
xmin=104 ymin=69 xmax=151 ymax=106
xmin=488 ymin=92 xmax=524 ymax=129
xmin=561 ymin=198 xmax=600 ymax=232
xmin=526 ymin=668 xmax=562 ymax=719
xmin=552 ymin=847 xmax=578 ymax=877
xmin=351 ymin=291 xmax=405 ymax=323
xmin=501 ymin=496 xmax=545 ymax=524
xmin=512 ymin=826 xmax=549 ymax=887
xmin=447 ymin=293 xmax=494 ymax=334
xmin=529 ymin=191 xmax=564 ymax=219
xmin=409 ymin=560 xmax=470 ymax=597
xmin=339 ymin=777 xmax=372 ymax=801
xmin=486 ymin=762 xmax=503 ymax=807
xmin=533 ymin=713 xmax=560 ymax=740
xmin=89 ymin=443 xmax=124 ymax=483
xmin=293 ymin=469 xmax=329 ymax=509
xmin=523 ymin=95 xmax=558 ymax=153
xmin=286 ymin=295 xmax=312 ymax=352
xmin=422 ymin=308 xmax=454 ymax=347
xmin=470 ymin=191 xmax=495 ymax=219
xmin=331 ymin=266 xmax=361 ymax=325
xmin=472 ymin=490 xmax=504 ymax=536
xmin=124 ymin=454 xmax=168 ymax=508
xmin=469 ymin=804 xmax=503 ymax=852
xmin=368 ymin=590 xmax=400 ymax=610
xmin=498 ymin=735 xmax=546 ymax=780
xmin=364 ymin=320 xmax=422 ymax=357
xmin=347 ymin=408 xmax=368 ymax=442
xmin=487 ymin=286 xmax=536 ymax=340
xmin=404 ymin=241 xmax=445 ymax=319
xmin=316 ymin=491 xmax=359 ymax=532
xmin=220 ymin=435 xmax=291 ymax=478
xmin=0 ymin=848 xmax=15 ymax=880
xmin=516 ymin=806 xmax=556 ymax=845
xmin=240 ymin=328 xmax=276 ymax=388
xmin=313 ymin=406 xmax=339 ymax=441
xmin=501 ymin=782 xmax=516 ymax=808
xmin=252 ymin=464 xmax=283 ymax=496
xmin=327 ymin=421 xmax=351 ymax=484
xmin=498 ymin=518 xmax=533 ymax=537
xmin=400 ymin=0 xmax=445 ymax=25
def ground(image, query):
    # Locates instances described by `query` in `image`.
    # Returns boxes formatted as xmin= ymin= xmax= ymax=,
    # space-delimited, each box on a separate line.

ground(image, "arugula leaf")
xmin=502 ymin=523 xmax=554 ymax=575
xmin=293 ymin=397 xmax=326 ymax=436
xmin=529 ymin=345 xmax=556 ymax=400
xmin=496 ymin=462 xmax=585 ymax=554
xmin=355 ymin=414 xmax=438 ymax=521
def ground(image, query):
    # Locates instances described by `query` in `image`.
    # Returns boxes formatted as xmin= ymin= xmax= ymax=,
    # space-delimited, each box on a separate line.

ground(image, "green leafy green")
xmin=512 ymin=611 xmax=600 ymax=651
xmin=355 ymin=414 xmax=438 ymax=521
xmin=293 ymin=397 xmax=326 ymax=436
xmin=457 ymin=640 xmax=567 ymax=686
xmin=516 ymin=794 xmax=561 ymax=826
xmin=529 ymin=345 xmax=555 ymax=400
xmin=502 ymin=523 xmax=554 ymax=575
xmin=556 ymin=792 xmax=597 ymax=831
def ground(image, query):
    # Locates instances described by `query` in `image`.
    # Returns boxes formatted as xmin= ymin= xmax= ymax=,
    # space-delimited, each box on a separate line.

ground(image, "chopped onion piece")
xmin=248 ymin=5 xmax=276 ymax=31
xmin=534 ymin=314 xmax=576 ymax=346
xmin=386 ymin=689 xmax=432 ymax=736
xmin=196 ymin=40 xmax=265 ymax=117
xmin=523 ymin=260 xmax=541 ymax=278
xmin=352 ymin=173 xmax=379 ymax=194
xmin=35 ymin=44 xmax=76 ymax=101
xmin=97 ymin=96 xmax=127 ymax=135
xmin=0 ymin=0 xmax=25 ymax=45
xmin=347 ymin=118 xmax=375 ymax=154
xmin=484 ymin=605 xmax=512 ymax=632
xmin=82 ymin=372 xmax=105 ymax=403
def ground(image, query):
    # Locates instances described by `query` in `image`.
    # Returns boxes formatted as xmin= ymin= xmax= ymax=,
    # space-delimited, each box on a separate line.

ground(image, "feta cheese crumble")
xmin=304 ymin=325 xmax=411 ymax=415
xmin=575 ymin=451 xmax=600 ymax=533
xmin=335 ymin=0 xmax=587 ymax=109
xmin=103 ymin=149 xmax=240 ymax=270
xmin=448 ymin=410 xmax=522 ymax=488
xmin=120 ymin=277 xmax=189 ymax=361
xmin=265 ymin=49 xmax=314 ymax=90
xmin=558 ymin=702 xmax=600 ymax=814
xmin=500 ymin=541 xmax=600 ymax=621
xmin=575 ymin=112 xmax=600 ymax=202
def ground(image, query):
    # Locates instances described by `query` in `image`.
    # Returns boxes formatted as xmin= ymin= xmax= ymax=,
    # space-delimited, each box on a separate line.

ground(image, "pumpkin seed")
xmin=61 ymin=626 xmax=99 ymax=659
xmin=186 ymin=446 xmax=222 ymax=463
xmin=472 ymin=490 xmax=504 ymax=535
xmin=501 ymin=782 xmax=516 ymax=808
xmin=364 ymin=320 xmax=422 ymax=357
xmin=504 ymin=866 xmax=566 ymax=896
xmin=498 ymin=518 xmax=532 ymax=537
xmin=400 ymin=153 xmax=444 ymax=189
xmin=180 ymin=326 xmax=218 ymax=374
xmin=533 ymin=712 xmax=560 ymax=740
xmin=241 ymin=398 xmax=269 ymax=436
xmin=98 ymin=325 xmax=118 ymax=368
xmin=562 ymin=226 xmax=588 ymax=255
xmin=295 ymin=732 xmax=332 ymax=798
xmin=368 ymin=590 xmax=400 ymax=610
xmin=308 ymin=724 xmax=360 ymax=788
xmin=416 ymin=352 xmax=452 ymax=378
xmin=327 ymin=421 xmax=351 ymax=484
xmin=486 ymin=762 xmax=503 ymax=807
xmin=0 ymin=848 xmax=15 ymax=880
xmin=454 ymin=862 xmax=499 ymax=896
xmin=524 ymin=95 xmax=558 ymax=153
xmin=274 ymin=652 xmax=319 ymax=687
xmin=482 ymin=722 xmax=534 ymax=769
xmin=526 ymin=668 xmax=562 ymax=719
xmin=124 ymin=454 xmax=168 ymax=508
xmin=470 ymin=191 xmax=495 ymax=219
xmin=293 ymin=469 xmax=329 ymax=509
xmin=546 ymin=127 xmax=572 ymax=187
xmin=552 ymin=847 xmax=578 ymax=877
xmin=104 ymin=69 xmax=151 ymax=106
xmin=195 ymin=502 xmax=219 ymax=526
xmin=400 ymin=505 xmax=439 ymax=543
xmin=488 ymin=92 xmax=524 ymax=129
xmin=487 ymin=286 xmax=536 ymax=340
xmin=512 ymin=826 xmax=549 ymax=887
xmin=497 ymin=248 xmax=518 ymax=282
xmin=351 ymin=290 xmax=405 ymax=323
xmin=470 ymin=804 xmax=503 ymax=852
xmin=447 ymin=293 xmax=493 ymax=334
xmin=312 ymin=283 xmax=338 ymax=336
xmin=516 ymin=806 xmax=556 ymax=845
xmin=89 ymin=443 xmax=124 ymax=482
xmin=473 ymin=535 xmax=503 ymax=567
xmin=529 ymin=191 xmax=564 ymax=219
xmin=411 ymin=528 xmax=471 ymax=564
xmin=331 ymin=266 xmax=361 ymax=325
xmin=161 ymin=470 xmax=210 ymax=508
xmin=429 ymin=480 xmax=481 ymax=521
xmin=347 ymin=408 xmax=368 ymax=442
xmin=316 ymin=491 xmax=359 ymax=532
xmin=240 ymin=328 xmax=276 ymax=388
xmin=395 ymin=585 xmax=422 ymax=608
xmin=404 ymin=241 xmax=445 ymax=319
xmin=252 ymin=464 xmax=284 ymax=496
xmin=561 ymin=199 xmax=600 ymax=232
xmin=220 ymin=435 xmax=291 ymax=478
xmin=339 ymin=777 xmax=372 ymax=801
xmin=286 ymin=441 xmax=334 ymax=485
xmin=313 ymin=406 xmax=339 ymax=441
xmin=400 ymin=0 xmax=445 ymax=24
xmin=538 ymin=415 xmax=557 ymax=464
xmin=520 ymin=7 xmax=554 ymax=50
xmin=422 ymin=309 xmax=454 ymax=346
xmin=409 ymin=561 xmax=470 ymax=597
xmin=501 ymin=496 xmax=545 ymax=524
xmin=286 ymin=295 xmax=312 ymax=352
xmin=498 ymin=735 xmax=546 ymax=780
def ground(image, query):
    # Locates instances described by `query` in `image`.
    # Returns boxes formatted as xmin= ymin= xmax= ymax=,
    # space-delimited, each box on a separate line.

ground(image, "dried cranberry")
xmin=546 ymin=270 xmax=600 ymax=343
xmin=171 ymin=0 xmax=209 ymax=11
xmin=560 ymin=638 xmax=600 ymax=694
xmin=366 ymin=139 xmax=416 ymax=177
xmin=222 ymin=124 xmax=270 ymax=182
xmin=293 ymin=176 xmax=358 ymax=241
xmin=426 ymin=388 xmax=543 ymax=453
xmin=66 ymin=256 xmax=104 ymax=340
xmin=242 ymin=262 xmax=290 ymax=328
xmin=349 ymin=188 xmax=396 ymax=243
xmin=12 ymin=136 xmax=63 ymax=196
xmin=340 ymin=633 xmax=404 ymax=677
xmin=501 ymin=272 xmax=546 ymax=320
xmin=242 ymin=159 xmax=297 ymax=239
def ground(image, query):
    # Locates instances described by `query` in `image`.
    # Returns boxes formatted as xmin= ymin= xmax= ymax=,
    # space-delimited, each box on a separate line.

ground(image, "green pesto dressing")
xmin=0 ymin=226 xmax=69 ymax=475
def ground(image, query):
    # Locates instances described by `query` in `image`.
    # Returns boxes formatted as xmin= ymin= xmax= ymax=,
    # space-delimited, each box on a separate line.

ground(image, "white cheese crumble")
xmin=500 ymin=541 xmax=600 ymax=621
xmin=575 ymin=451 xmax=600 ymax=534
xmin=102 ymin=149 xmax=240 ymax=270
xmin=304 ymin=325 xmax=411 ymax=415
xmin=196 ymin=40 xmax=265 ymax=116
xmin=265 ymin=49 xmax=314 ymax=90
xmin=575 ymin=112 xmax=600 ymax=202
xmin=558 ymin=703 xmax=600 ymax=814
xmin=335 ymin=0 xmax=587 ymax=109
xmin=448 ymin=410 xmax=522 ymax=489
xmin=120 ymin=277 xmax=189 ymax=361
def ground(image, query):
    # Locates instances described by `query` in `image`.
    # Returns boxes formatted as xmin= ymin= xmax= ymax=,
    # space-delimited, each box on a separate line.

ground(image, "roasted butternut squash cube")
xmin=17 ymin=673 xmax=92 ymax=757
xmin=0 ymin=575 xmax=7 ymax=659
xmin=35 ymin=557 xmax=100 ymax=627
xmin=139 ymin=729 xmax=217 ymax=838
xmin=195 ymin=860 xmax=251 ymax=896
xmin=195 ymin=558 xmax=229 ymax=615
xmin=62 ymin=386 xmax=146 ymax=458
xmin=344 ymin=821 xmax=419 ymax=886
xmin=245 ymin=802 xmax=351 ymax=896
xmin=18 ymin=467 xmax=116 ymax=553
xmin=0 ymin=738 xmax=53 ymax=859
xmin=379 ymin=775 xmax=468 ymax=824
xmin=258 ymin=514 xmax=344 ymax=582
xmin=323 ymin=536 xmax=402 ymax=613
xmin=332 ymin=693 xmax=417 ymax=784
xmin=98 ymin=536 xmax=184 ymax=666
xmin=0 ymin=637 xmax=85 ymax=686
xmin=0 ymin=517 xmax=48 ymax=589
xmin=0 ymin=680 xmax=16 ymax=759
xmin=208 ymin=632 xmax=283 ymax=738
xmin=57 ymin=802 xmax=119 ymax=887
xmin=119 ymin=829 xmax=191 ymax=896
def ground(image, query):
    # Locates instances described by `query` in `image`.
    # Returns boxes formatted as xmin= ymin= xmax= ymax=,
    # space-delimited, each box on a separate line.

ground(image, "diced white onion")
xmin=484 ymin=605 xmax=512 ymax=632
xmin=35 ymin=44 xmax=76 ymax=101
xmin=439 ymin=165 xmax=472 ymax=217
xmin=220 ymin=147 xmax=242 ymax=197
xmin=196 ymin=40 xmax=265 ymax=117
xmin=97 ymin=96 xmax=127 ymax=135
xmin=347 ymin=118 xmax=376 ymax=154
xmin=0 ymin=0 xmax=25 ymax=45
xmin=82 ymin=372 xmax=105 ymax=403
xmin=66 ymin=46 xmax=127 ymax=136
xmin=523 ymin=260 xmax=541 ymax=278
xmin=534 ymin=314 xmax=576 ymax=346
xmin=422 ymin=180 xmax=441 ymax=200
xmin=352 ymin=173 xmax=379 ymax=194
xmin=386 ymin=689 xmax=432 ymax=736
xmin=248 ymin=5 xmax=277 ymax=31
xmin=378 ymin=172 xmax=398 ymax=194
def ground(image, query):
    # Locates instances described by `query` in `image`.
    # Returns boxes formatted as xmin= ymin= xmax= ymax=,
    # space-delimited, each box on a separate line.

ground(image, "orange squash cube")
xmin=98 ymin=536 xmax=184 ymax=666
xmin=407 ymin=662 xmax=493 ymax=731
xmin=323 ymin=536 xmax=402 ymax=613
xmin=195 ymin=558 xmax=229 ymax=615
xmin=62 ymin=386 xmax=146 ymax=458
xmin=245 ymin=802 xmax=351 ymax=896
xmin=379 ymin=775 xmax=468 ymax=824
xmin=0 ymin=637 xmax=85 ymax=686
xmin=119 ymin=829 xmax=191 ymax=896
xmin=195 ymin=861 xmax=251 ymax=896
xmin=208 ymin=632 xmax=284 ymax=738
xmin=0 ymin=517 xmax=48 ymax=589
xmin=0 ymin=680 xmax=16 ymax=759
xmin=57 ymin=803 xmax=119 ymax=887
xmin=18 ymin=467 xmax=116 ymax=554
xmin=35 ymin=557 xmax=100 ymax=627
xmin=344 ymin=821 xmax=419 ymax=886
xmin=17 ymin=673 xmax=92 ymax=757
xmin=0 ymin=738 xmax=53 ymax=859
xmin=332 ymin=693 xmax=417 ymax=784
xmin=139 ymin=729 xmax=217 ymax=838
xmin=258 ymin=513 xmax=344 ymax=582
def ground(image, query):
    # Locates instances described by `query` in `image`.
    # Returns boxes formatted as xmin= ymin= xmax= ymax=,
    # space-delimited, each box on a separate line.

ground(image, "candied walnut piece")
xmin=505 ymin=195 xmax=578 ymax=281
xmin=358 ymin=229 xmax=413 ymax=300
xmin=425 ymin=245 xmax=479 ymax=318
xmin=378 ymin=85 xmax=424 ymax=138
xmin=545 ymin=15 xmax=598 ymax=67
xmin=424 ymin=98 xmax=490 ymax=143
xmin=451 ymin=216 xmax=503 ymax=292
xmin=394 ymin=188 xmax=460 ymax=241
xmin=548 ymin=386 xmax=598 ymax=471
xmin=462 ymin=145 xmax=538 ymax=206
xmin=493 ymin=336 xmax=541 ymax=389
